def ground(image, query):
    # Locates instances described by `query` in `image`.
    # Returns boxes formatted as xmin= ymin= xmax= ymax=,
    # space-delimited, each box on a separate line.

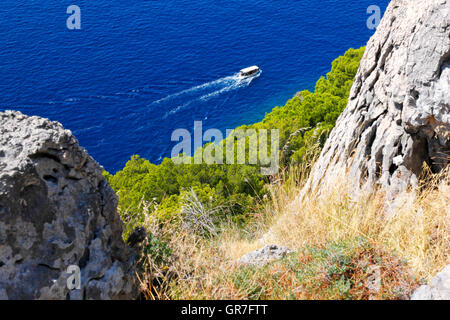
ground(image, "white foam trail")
xmin=152 ymin=75 xmax=238 ymax=105
xmin=199 ymin=75 xmax=257 ymax=101
xmin=64 ymin=97 xmax=81 ymax=102
xmin=163 ymin=100 xmax=195 ymax=118
xmin=199 ymin=84 xmax=237 ymax=101
xmin=162 ymin=71 xmax=261 ymax=117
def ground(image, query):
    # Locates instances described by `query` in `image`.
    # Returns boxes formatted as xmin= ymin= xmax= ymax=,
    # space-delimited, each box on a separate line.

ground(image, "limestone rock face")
xmin=0 ymin=111 xmax=137 ymax=300
xmin=410 ymin=264 xmax=450 ymax=300
xmin=237 ymin=245 xmax=292 ymax=266
xmin=307 ymin=0 xmax=450 ymax=196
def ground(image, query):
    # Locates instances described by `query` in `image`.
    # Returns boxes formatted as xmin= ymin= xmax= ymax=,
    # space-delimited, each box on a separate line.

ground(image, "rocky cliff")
xmin=0 ymin=111 xmax=137 ymax=299
xmin=306 ymin=0 xmax=449 ymax=196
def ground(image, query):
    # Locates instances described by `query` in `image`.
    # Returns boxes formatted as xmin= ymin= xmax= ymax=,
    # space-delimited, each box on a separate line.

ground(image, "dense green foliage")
xmin=104 ymin=157 xmax=265 ymax=236
xmin=105 ymin=47 xmax=365 ymax=236
xmin=247 ymin=47 xmax=364 ymax=164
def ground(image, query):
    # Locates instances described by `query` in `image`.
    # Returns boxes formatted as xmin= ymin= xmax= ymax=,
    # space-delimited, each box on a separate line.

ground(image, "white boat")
xmin=239 ymin=66 xmax=260 ymax=78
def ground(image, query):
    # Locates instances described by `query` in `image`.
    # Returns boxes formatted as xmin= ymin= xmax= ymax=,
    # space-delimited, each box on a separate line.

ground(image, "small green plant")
xmin=135 ymin=234 xmax=174 ymax=300
xmin=138 ymin=234 xmax=173 ymax=270
xmin=232 ymin=267 xmax=267 ymax=300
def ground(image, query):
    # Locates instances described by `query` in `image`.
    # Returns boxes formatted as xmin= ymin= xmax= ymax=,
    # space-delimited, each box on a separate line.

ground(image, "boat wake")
xmin=147 ymin=72 xmax=261 ymax=118
xmin=27 ymin=71 xmax=261 ymax=123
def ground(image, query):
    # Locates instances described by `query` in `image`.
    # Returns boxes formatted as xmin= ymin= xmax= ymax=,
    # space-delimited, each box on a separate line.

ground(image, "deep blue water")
xmin=0 ymin=0 xmax=389 ymax=172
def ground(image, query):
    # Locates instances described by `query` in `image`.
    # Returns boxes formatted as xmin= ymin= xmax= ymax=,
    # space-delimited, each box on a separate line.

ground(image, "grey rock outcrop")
xmin=306 ymin=0 xmax=450 ymax=197
xmin=0 ymin=111 xmax=137 ymax=299
xmin=237 ymin=245 xmax=292 ymax=266
xmin=410 ymin=264 xmax=450 ymax=300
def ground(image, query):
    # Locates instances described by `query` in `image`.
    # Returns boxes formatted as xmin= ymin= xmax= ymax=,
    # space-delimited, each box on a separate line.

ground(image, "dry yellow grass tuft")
xmin=224 ymin=166 xmax=450 ymax=281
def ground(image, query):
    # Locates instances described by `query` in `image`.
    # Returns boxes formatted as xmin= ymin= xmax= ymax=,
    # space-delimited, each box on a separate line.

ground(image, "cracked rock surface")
xmin=237 ymin=245 xmax=292 ymax=266
xmin=306 ymin=0 xmax=450 ymax=197
xmin=411 ymin=264 xmax=450 ymax=300
xmin=0 ymin=111 xmax=137 ymax=299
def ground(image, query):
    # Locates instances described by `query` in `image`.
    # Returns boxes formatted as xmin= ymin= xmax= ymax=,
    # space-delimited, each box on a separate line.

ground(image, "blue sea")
xmin=0 ymin=0 xmax=390 ymax=172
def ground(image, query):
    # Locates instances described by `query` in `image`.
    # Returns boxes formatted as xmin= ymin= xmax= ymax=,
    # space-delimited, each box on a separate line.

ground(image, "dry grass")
xmin=225 ymin=166 xmax=450 ymax=281
xmin=134 ymin=165 xmax=449 ymax=299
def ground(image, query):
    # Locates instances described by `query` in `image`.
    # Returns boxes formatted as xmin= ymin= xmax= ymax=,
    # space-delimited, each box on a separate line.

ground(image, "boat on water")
xmin=239 ymin=66 xmax=260 ymax=78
